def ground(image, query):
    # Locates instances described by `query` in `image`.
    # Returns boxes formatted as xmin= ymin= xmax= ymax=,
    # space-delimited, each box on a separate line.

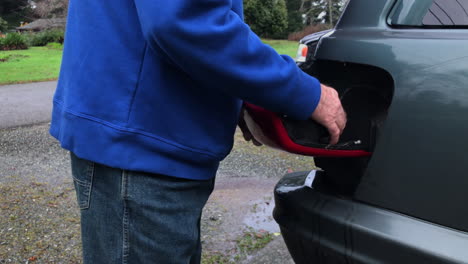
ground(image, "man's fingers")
xmin=311 ymin=84 xmax=348 ymax=145
xmin=328 ymin=124 xmax=341 ymax=145
xmin=252 ymin=139 xmax=263 ymax=146
xmin=240 ymin=125 xmax=262 ymax=146
xmin=238 ymin=118 xmax=253 ymax=141
xmin=239 ymin=127 xmax=250 ymax=141
xmin=238 ymin=109 xmax=262 ymax=146
xmin=337 ymin=109 xmax=347 ymax=134
xmin=242 ymin=130 xmax=253 ymax=141
xmin=331 ymin=107 xmax=347 ymax=144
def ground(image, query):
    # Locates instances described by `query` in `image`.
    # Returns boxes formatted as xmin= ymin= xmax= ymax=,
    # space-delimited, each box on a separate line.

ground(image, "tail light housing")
xmin=296 ymin=44 xmax=309 ymax=63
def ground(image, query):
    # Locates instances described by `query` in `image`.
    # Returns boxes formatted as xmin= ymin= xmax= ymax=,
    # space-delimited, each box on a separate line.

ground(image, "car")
xmin=267 ymin=0 xmax=468 ymax=263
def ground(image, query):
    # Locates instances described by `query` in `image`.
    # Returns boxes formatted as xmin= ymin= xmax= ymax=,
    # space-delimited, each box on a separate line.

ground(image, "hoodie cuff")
xmin=283 ymin=72 xmax=322 ymax=120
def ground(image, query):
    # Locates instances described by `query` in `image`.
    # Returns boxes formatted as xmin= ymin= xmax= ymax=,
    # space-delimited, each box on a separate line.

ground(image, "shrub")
xmin=0 ymin=33 xmax=28 ymax=50
xmin=244 ymin=0 xmax=288 ymax=39
xmin=46 ymin=42 xmax=63 ymax=49
xmin=287 ymin=24 xmax=331 ymax=41
xmin=27 ymin=29 xmax=64 ymax=47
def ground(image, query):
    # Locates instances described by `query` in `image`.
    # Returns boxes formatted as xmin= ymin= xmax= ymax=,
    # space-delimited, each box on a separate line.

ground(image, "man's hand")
xmin=311 ymin=84 xmax=347 ymax=145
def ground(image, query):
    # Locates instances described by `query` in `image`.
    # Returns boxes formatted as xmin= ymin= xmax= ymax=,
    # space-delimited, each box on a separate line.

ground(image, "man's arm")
xmin=133 ymin=0 xmax=346 ymax=142
xmin=133 ymin=0 xmax=320 ymax=120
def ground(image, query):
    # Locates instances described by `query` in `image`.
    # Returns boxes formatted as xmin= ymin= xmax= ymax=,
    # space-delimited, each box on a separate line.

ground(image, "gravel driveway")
xmin=0 ymin=121 xmax=314 ymax=263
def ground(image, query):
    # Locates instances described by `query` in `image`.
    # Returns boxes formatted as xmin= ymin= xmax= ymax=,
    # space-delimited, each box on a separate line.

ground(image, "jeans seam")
xmin=72 ymin=176 xmax=90 ymax=186
xmin=122 ymin=170 xmax=130 ymax=264
xmin=83 ymin=162 xmax=94 ymax=209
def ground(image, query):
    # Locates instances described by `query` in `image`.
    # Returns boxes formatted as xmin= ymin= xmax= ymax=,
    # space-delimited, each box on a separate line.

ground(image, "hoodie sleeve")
xmin=133 ymin=0 xmax=321 ymax=120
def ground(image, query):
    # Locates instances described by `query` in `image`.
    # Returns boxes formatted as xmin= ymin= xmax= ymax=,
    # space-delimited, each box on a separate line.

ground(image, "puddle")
xmin=243 ymin=196 xmax=280 ymax=233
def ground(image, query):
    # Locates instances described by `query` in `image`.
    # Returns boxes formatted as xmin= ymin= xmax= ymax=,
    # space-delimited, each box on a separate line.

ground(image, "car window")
xmin=390 ymin=0 xmax=468 ymax=27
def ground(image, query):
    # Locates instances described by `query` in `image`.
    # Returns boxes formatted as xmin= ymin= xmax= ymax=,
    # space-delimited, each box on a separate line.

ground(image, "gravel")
xmin=0 ymin=123 xmax=79 ymax=263
xmin=0 ymin=123 xmax=315 ymax=263
xmin=218 ymin=130 xmax=316 ymax=179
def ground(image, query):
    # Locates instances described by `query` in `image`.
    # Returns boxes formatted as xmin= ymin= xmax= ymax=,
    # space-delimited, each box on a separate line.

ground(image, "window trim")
xmin=387 ymin=0 xmax=468 ymax=29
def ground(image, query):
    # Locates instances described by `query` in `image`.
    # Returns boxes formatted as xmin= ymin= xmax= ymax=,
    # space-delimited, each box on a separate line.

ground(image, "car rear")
xmin=273 ymin=0 xmax=468 ymax=263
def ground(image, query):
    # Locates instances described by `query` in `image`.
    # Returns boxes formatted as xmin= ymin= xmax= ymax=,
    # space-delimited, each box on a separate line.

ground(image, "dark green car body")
xmin=274 ymin=0 xmax=468 ymax=263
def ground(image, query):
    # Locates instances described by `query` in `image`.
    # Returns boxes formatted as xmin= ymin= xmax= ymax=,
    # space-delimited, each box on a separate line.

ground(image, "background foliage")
xmin=34 ymin=0 xmax=69 ymax=18
xmin=0 ymin=30 xmax=64 ymax=50
xmin=25 ymin=29 xmax=64 ymax=47
xmin=244 ymin=0 xmax=289 ymax=39
xmin=244 ymin=0 xmax=348 ymax=39
xmin=286 ymin=0 xmax=304 ymax=34
xmin=0 ymin=32 xmax=27 ymax=50
xmin=0 ymin=0 xmax=30 ymax=17
xmin=304 ymin=0 xmax=347 ymax=26
xmin=0 ymin=0 xmax=68 ymax=31
xmin=0 ymin=17 xmax=8 ymax=33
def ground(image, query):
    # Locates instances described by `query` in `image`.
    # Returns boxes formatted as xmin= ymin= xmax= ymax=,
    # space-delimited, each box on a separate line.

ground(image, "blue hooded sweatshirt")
xmin=50 ymin=0 xmax=321 ymax=180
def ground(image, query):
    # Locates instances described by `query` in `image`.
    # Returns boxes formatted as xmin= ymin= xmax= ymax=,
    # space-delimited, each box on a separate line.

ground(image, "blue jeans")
xmin=70 ymin=153 xmax=215 ymax=264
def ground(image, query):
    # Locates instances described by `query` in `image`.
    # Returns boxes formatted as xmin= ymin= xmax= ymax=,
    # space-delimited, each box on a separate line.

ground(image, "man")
xmin=50 ymin=0 xmax=346 ymax=263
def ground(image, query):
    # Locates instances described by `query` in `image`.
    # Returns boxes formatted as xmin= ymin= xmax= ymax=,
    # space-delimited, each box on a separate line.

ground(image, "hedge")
xmin=0 ymin=33 xmax=28 ymax=50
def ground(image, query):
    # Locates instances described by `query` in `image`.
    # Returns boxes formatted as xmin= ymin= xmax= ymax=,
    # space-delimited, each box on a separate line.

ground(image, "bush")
xmin=26 ymin=29 xmax=64 ymax=47
xmin=287 ymin=24 xmax=331 ymax=41
xmin=0 ymin=33 xmax=28 ymax=50
xmin=244 ymin=0 xmax=288 ymax=39
xmin=45 ymin=42 xmax=63 ymax=49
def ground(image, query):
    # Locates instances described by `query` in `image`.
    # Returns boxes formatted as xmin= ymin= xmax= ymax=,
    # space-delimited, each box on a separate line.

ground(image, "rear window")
xmin=390 ymin=0 xmax=468 ymax=27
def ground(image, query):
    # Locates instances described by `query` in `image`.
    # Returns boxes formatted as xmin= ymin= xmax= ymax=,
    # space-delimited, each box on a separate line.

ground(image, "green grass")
xmin=235 ymin=228 xmax=274 ymax=256
xmin=262 ymin=39 xmax=299 ymax=58
xmin=0 ymin=46 xmax=62 ymax=85
xmin=0 ymin=39 xmax=297 ymax=86
xmin=201 ymin=252 xmax=233 ymax=264
xmin=200 ymin=228 xmax=275 ymax=264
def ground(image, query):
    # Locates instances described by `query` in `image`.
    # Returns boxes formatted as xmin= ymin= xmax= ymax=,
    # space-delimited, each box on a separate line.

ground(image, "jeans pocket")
xmin=70 ymin=153 xmax=95 ymax=210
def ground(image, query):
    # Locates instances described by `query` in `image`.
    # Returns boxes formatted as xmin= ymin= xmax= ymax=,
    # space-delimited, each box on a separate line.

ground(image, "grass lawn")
xmin=0 ymin=47 xmax=63 ymax=85
xmin=0 ymin=39 xmax=298 ymax=85
xmin=262 ymin=39 xmax=298 ymax=58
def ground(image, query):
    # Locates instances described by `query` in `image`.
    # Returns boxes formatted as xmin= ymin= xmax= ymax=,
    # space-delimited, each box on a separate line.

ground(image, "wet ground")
xmin=0 ymin=95 xmax=315 ymax=263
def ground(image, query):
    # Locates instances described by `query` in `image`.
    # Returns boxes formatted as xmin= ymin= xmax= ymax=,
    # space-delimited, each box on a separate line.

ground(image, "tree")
xmin=322 ymin=0 xmax=346 ymax=26
xmin=0 ymin=17 xmax=8 ymax=33
xmin=269 ymin=0 xmax=289 ymax=38
xmin=0 ymin=0 xmax=30 ymax=17
xmin=244 ymin=0 xmax=288 ymax=39
xmin=301 ymin=0 xmax=347 ymax=26
xmin=33 ymin=0 xmax=68 ymax=18
xmin=0 ymin=0 xmax=32 ymax=29
xmin=286 ymin=0 xmax=304 ymax=33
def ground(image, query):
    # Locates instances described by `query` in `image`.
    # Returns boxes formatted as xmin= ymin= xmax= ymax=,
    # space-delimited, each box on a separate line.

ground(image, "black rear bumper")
xmin=274 ymin=172 xmax=468 ymax=264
